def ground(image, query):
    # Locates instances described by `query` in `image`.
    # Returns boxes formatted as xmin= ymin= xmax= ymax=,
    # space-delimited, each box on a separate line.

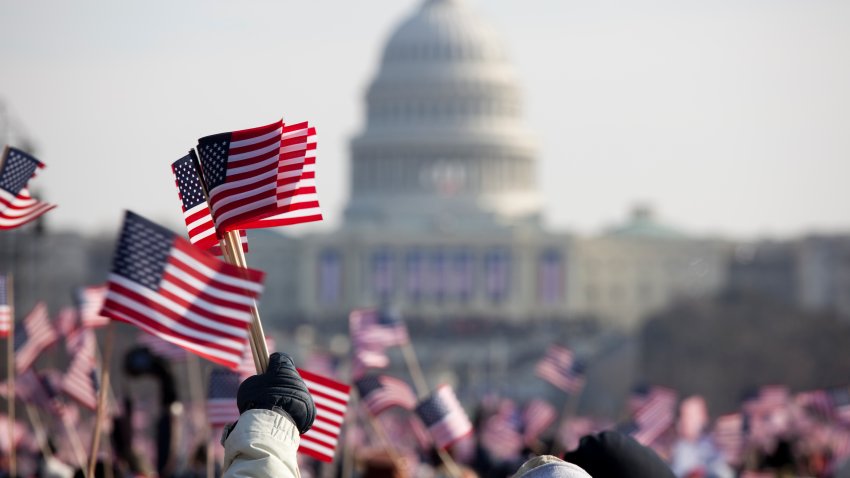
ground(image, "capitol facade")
xmin=254 ymin=0 xmax=731 ymax=329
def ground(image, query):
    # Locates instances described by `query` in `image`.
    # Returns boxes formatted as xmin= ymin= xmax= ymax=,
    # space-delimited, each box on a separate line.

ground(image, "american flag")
xmin=480 ymin=401 xmax=524 ymax=461
xmin=629 ymin=386 xmax=678 ymax=446
xmin=207 ymin=368 xmax=241 ymax=426
xmin=522 ymin=398 xmax=557 ymax=445
xmin=14 ymin=302 xmax=57 ymax=373
xmin=196 ymin=121 xmax=321 ymax=232
xmin=16 ymin=370 xmax=77 ymax=423
xmin=349 ymin=308 xmax=409 ymax=350
xmin=99 ymin=211 xmax=264 ymax=369
xmin=355 ymin=375 xmax=417 ymax=416
xmin=351 ymin=346 xmax=390 ymax=380
xmin=136 ymin=332 xmax=188 ymax=362
xmin=61 ymin=329 xmax=99 ymax=410
xmin=713 ymin=413 xmax=744 ymax=464
xmin=415 ymin=385 xmax=473 ymax=450
xmin=0 ymin=147 xmax=56 ymax=230
xmin=298 ymin=368 xmax=351 ymax=463
xmin=0 ymin=275 xmax=10 ymax=337
xmin=55 ymin=306 xmax=78 ymax=338
xmin=795 ymin=389 xmax=832 ymax=419
xmin=535 ymin=345 xmax=585 ymax=394
xmin=76 ymin=285 xmax=110 ymax=328
xmin=171 ymin=153 xmax=247 ymax=256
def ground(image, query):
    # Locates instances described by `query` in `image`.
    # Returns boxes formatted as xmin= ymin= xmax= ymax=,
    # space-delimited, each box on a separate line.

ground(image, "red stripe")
xmin=297 ymin=444 xmax=333 ymax=462
xmin=172 ymin=239 xmax=264 ymax=285
xmin=102 ymin=290 xmax=246 ymax=355
xmin=242 ymin=214 xmax=322 ymax=229
xmin=185 ymin=208 xmax=212 ymax=226
xmin=228 ymin=134 xmax=282 ymax=157
xmin=299 ymin=370 xmax=351 ymax=394
xmin=226 ymin=160 xmax=279 ymax=184
xmin=230 ymin=120 xmax=283 ymax=141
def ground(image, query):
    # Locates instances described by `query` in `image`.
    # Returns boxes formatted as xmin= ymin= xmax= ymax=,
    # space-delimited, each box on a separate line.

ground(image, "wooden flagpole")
xmin=88 ymin=322 xmax=115 ymax=478
xmin=188 ymin=150 xmax=268 ymax=373
xmin=399 ymin=342 xmax=462 ymax=478
xmin=23 ymin=404 xmax=51 ymax=459
xmin=63 ymin=413 xmax=89 ymax=478
xmin=6 ymin=274 xmax=16 ymax=478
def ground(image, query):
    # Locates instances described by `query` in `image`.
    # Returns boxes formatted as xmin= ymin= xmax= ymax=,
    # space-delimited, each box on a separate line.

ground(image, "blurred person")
xmin=511 ymin=430 xmax=677 ymax=478
xmin=221 ymin=352 xmax=316 ymax=478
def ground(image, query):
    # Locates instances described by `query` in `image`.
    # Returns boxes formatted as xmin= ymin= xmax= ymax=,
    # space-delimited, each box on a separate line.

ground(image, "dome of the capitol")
xmin=345 ymin=0 xmax=542 ymax=231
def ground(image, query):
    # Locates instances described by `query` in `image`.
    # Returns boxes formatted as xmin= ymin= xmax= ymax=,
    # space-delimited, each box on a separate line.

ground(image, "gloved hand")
xmin=237 ymin=352 xmax=316 ymax=434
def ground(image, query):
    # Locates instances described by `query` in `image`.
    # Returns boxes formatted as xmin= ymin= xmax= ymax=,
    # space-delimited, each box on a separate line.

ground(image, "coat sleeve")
xmin=222 ymin=409 xmax=302 ymax=478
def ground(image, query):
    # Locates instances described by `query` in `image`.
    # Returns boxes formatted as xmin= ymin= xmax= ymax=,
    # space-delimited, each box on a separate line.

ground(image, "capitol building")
xmin=251 ymin=0 xmax=732 ymax=330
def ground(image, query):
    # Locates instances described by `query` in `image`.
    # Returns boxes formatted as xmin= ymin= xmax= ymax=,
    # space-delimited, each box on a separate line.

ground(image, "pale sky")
xmin=1 ymin=0 xmax=848 ymax=239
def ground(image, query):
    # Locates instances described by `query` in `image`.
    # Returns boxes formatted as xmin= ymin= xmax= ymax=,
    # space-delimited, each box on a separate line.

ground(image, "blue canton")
xmin=13 ymin=326 xmax=28 ymax=351
xmin=197 ymin=133 xmax=231 ymax=191
xmin=111 ymin=212 xmax=173 ymax=291
xmin=0 ymin=147 xmax=41 ymax=196
xmin=355 ymin=376 xmax=383 ymax=398
xmin=173 ymin=154 xmax=207 ymax=210
xmin=416 ymin=394 xmax=450 ymax=426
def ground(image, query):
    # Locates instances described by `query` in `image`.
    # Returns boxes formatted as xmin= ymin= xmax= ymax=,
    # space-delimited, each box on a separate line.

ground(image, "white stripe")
xmin=228 ymin=140 xmax=281 ymax=163
xmin=229 ymin=126 xmax=282 ymax=149
xmin=301 ymin=428 xmax=338 ymax=446
xmin=310 ymin=394 xmax=348 ymax=415
xmin=101 ymin=306 xmax=242 ymax=366
xmin=304 ymin=380 xmax=350 ymax=403
xmin=170 ymin=248 xmax=263 ymax=294
xmin=184 ymin=204 xmax=212 ymax=228
xmin=210 ymin=179 xmax=276 ymax=211
xmin=158 ymin=278 xmax=252 ymax=323
xmin=260 ymin=206 xmax=322 ymax=222
xmin=207 ymin=168 xmax=277 ymax=201
xmin=280 ymin=143 xmax=309 ymax=154
xmin=282 ymin=126 xmax=310 ymax=139
xmin=213 ymin=195 xmax=277 ymax=226
xmin=105 ymin=280 xmax=247 ymax=351
xmin=309 ymin=419 xmax=342 ymax=436
xmin=299 ymin=438 xmax=336 ymax=459
xmin=228 ymin=154 xmax=279 ymax=176
xmin=189 ymin=227 xmax=216 ymax=243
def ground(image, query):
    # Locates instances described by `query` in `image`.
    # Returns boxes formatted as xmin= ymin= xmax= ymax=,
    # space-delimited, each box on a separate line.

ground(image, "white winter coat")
xmin=222 ymin=409 xmax=302 ymax=478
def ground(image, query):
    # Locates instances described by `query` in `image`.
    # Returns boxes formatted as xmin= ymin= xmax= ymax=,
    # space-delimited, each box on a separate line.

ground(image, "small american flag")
xmin=349 ymin=308 xmax=409 ymax=350
xmin=61 ymin=329 xmax=99 ymax=410
xmin=415 ymin=385 xmax=473 ymax=450
xmin=77 ymin=285 xmax=110 ymax=328
xmin=0 ymin=147 xmax=56 ymax=230
xmin=171 ymin=153 xmax=247 ymax=256
xmin=100 ymin=211 xmax=264 ymax=369
xmin=298 ymin=368 xmax=351 ymax=463
xmin=0 ymin=275 xmax=10 ymax=337
xmin=535 ymin=345 xmax=585 ymax=394
xmin=351 ymin=346 xmax=390 ymax=379
xmin=355 ymin=375 xmax=417 ymax=416
xmin=480 ymin=401 xmax=524 ymax=461
xmin=196 ymin=121 xmax=321 ymax=232
xmin=629 ymin=386 xmax=677 ymax=446
xmin=207 ymin=368 xmax=240 ymax=426
xmin=522 ymin=398 xmax=557 ymax=445
xmin=15 ymin=302 xmax=57 ymax=373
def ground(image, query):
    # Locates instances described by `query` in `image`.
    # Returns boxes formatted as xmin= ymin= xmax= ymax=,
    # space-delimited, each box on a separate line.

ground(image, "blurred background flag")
xmin=206 ymin=368 xmax=240 ymax=427
xmin=171 ymin=153 xmax=247 ymax=256
xmin=535 ymin=345 xmax=585 ymax=393
xmin=629 ymin=386 xmax=678 ymax=446
xmin=14 ymin=301 xmax=57 ymax=373
xmin=349 ymin=308 xmax=409 ymax=350
xmin=355 ymin=375 xmax=417 ymax=416
xmin=0 ymin=146 xmax=55 ymax=230
xmin=61 ymin=329 xmax=99 ymax=410
xmin=522 ymin=398 xmax=557 ymax=446
xmin=0 ymin=275 xmax=10 ymax=337
xmin=136 ymin=332 xmax=188 ymax=362
xmin=196 ymin=121 xmax=321 ymax=232
xmin=415 ymin=385 xmax=473 ymax=450
xmin=76 ymin=285 xmax=110 ymax=329
xmin=99 ymin=211 xmax=264 ymax=369
xmin=297 ymin=368 xmax=351 ymax=463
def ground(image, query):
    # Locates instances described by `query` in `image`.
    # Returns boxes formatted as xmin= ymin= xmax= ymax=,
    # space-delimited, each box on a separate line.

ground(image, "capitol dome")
xmin=345 ymin=0 xmax=542 ymax=231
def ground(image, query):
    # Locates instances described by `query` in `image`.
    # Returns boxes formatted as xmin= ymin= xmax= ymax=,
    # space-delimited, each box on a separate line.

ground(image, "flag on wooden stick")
xmin=61 ymin=330 xmax=99 ymax=410
xmin=76 ymin=285 xmax=110 ymax=329
xmin=415 ymin=385 xmax=473 ymax=450
xmin=195 ymin=120 xmax=321 ymax=232
xmin=355 ymin=375 xmax=417 ymax=416
xmin=99 ymin=211 xmax=264 ymax=369
xmin=0 ymin=147 xmax=56 ymax=229
xmin=0 ymin=275 xmax=10 ymax=337
xmin=535 ymin=345 xmax=585 ymax=394
xmin=15 ymin=302 xmax=57 ymax=373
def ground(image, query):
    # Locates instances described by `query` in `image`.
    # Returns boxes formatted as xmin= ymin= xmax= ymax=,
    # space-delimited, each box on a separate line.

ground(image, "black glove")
xmin=237 ymin=352 xmax=316 ymax=434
